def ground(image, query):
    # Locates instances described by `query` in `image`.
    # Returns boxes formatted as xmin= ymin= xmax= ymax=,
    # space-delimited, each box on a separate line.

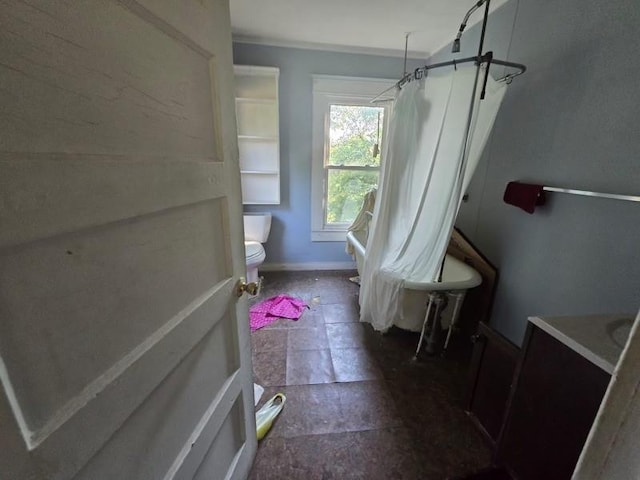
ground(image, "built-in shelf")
xmin=234 ymin=65 xmax=281 ymax=205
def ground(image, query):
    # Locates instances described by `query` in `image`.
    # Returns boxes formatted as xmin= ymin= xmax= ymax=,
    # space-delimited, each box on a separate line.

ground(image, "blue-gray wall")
xmin=431 ymin=0 xmax=640 ymax=344
xmin=232 ymin=43 xmax=422 ymax=265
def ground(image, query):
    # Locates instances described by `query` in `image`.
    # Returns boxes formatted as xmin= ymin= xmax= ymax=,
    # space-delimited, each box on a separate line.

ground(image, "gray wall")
xmin=431 ymin=0 xmax=640 ymax=344
xmin=233 ymin=43 xmax=422 ymax=265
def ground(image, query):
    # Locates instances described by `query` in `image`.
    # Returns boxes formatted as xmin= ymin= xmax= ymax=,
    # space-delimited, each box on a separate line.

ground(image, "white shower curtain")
xmin=360 ymin=64 xmax=506 ymax=332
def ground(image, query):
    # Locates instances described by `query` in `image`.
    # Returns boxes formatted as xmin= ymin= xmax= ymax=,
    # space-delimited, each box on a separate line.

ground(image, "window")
xmin=326 ymin=104 xmax=384 ymax=224
xmin=311 ymin=76 xmax=395 ymax=241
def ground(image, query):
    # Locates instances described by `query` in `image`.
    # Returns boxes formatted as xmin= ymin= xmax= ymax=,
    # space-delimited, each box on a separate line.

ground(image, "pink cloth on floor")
xmin=250 ymin=295 xmax=308 ymax=331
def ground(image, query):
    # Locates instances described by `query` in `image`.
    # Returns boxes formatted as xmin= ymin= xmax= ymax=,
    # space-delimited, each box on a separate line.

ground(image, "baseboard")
xmin=260 ymin=261 xmax=356 ymax=272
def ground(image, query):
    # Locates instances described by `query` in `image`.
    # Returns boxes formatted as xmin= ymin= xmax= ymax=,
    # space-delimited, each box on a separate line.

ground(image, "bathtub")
xmin=346 ymin=229 xmax=482 ymax=332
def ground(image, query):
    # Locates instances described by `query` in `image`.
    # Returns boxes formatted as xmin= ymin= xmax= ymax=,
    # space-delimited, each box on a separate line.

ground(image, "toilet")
xmin=243 ymin=213 xmax=272 ymax=283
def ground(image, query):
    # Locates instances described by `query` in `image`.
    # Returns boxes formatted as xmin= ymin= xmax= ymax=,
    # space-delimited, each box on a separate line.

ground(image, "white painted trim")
xmin=0 ymin=356 xmax=31 ymax=448
xmin=232 ymin=34 xmax=427 ymax=60
xmin=312 ymin=75 xmax=398 ymax=96
xmin=224 ymin=443 xmax=247 ymax=480
xmin=163 ymin=369 xmax=241 ymax=480
xmin=311 ymin=230 xmax=348 ymax=242
xmin=261 ymin=262 xmax=356 ymax=272
xmin=233 ymin=65 xmax=279 ymax=77
xmin=2 ymin=278 xmax=233 ymax=450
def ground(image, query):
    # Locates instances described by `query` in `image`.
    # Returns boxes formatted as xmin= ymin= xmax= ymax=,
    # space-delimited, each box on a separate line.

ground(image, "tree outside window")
xmin=325 ymin=104 xmax=384 ymax=226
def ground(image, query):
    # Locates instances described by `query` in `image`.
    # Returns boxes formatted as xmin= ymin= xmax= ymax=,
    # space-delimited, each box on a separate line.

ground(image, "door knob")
xmin=236 ymin=277 xmax=259 ymax=297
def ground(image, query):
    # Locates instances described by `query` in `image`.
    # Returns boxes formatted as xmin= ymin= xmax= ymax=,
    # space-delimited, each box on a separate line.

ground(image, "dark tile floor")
xmin=249 ymin=271 xmax=491 ymax=480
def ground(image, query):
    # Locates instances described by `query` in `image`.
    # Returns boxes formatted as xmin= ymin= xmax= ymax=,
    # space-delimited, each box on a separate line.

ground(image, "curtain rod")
xmin=400 ymin=53 xmax=527 ymax=88
xmin=370 ymin=53 xmax=526 ymax=104
xmin=372 ymin=0 xmax=527 ymax=104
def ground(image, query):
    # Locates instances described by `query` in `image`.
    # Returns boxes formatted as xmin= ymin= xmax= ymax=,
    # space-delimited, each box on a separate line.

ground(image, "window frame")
xmin=311 ymin=75 xmax=395 ymax=242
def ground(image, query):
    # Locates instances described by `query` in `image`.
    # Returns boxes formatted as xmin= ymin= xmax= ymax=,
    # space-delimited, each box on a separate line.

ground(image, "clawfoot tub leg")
xmin=442 ymin=291 xmax=465 ymax=354
xmin=414 ymin=292 xmax=437 ymax=360
xmin=425 ymin=293 xmax=446 ymax=355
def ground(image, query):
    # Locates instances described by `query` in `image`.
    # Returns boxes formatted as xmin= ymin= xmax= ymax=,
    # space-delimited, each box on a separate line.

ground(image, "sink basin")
xmin=607 ymin=317 xmax=634 ymax=349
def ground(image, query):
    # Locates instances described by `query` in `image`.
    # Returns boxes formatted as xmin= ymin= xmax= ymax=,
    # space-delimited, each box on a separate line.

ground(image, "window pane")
xmin=328 ymin=105 xmax=384 ymax=167
xmin=326 ymin=169 xmax=378 ymax=225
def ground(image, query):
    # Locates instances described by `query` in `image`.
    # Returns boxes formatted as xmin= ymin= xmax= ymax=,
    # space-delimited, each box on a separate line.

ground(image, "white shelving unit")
xmin=234 ymin=65 xmax=280 ymax=205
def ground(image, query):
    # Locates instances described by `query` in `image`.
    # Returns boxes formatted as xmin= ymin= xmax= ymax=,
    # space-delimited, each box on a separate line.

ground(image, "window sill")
xmin=311 ymin=230 xmax=348 ymax=242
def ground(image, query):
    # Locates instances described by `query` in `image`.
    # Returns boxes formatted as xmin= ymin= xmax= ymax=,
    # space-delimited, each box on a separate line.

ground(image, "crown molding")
xmin=232 ymin=33 xmax=428 ymax=60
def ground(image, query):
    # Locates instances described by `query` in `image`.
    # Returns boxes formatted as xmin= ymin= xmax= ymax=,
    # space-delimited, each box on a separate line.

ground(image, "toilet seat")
xmin=243 ymin=213 xmax=271 ymax=285
xmin=245 ymin=241 xmax=266 ymax=284
xmin=245 ymin=241 xmax=265 ymax=265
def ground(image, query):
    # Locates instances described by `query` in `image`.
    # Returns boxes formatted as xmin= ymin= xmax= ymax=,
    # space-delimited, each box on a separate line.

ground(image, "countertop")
xmin=528 ymin=314 xmax=635 ymax=375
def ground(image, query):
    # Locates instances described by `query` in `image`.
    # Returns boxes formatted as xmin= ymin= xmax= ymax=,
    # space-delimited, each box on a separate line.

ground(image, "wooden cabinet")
xmin=233 ymin=65 xmax=280 ymax=205
xmin=496 ymin=323 xmax=612 ymax=480
xmin=465 ymin=315 xmax=625 ymax=480
xmin=466 ymin=322 xmax=519 ymax=445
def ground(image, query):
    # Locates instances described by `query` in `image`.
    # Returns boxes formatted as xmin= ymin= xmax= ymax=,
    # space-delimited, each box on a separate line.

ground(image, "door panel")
xmin=0 ymin=0 xmax=217 ymax=156
xmin=171 ymin=382 xmax=246 ymax=480
xmin=192 ymin=399 xmax=246 ymax=480
xmin=0 ymin=0 xmax=256 ymax=479
xmin=73 ymin=315 xmax=241 ymax=479
xmin=0 ymin=156 xmax=228 ymax=248
xmin=2 ymin=200 xmax=230 ymax=431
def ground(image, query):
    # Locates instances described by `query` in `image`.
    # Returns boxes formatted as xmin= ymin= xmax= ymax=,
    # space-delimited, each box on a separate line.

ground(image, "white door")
xmin=0 ymin=1 xmax=256 ymax=479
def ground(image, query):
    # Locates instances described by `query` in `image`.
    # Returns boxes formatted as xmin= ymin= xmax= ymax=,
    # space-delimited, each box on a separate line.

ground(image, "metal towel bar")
xmin=543 ymin=186 xmax=640 ymax=203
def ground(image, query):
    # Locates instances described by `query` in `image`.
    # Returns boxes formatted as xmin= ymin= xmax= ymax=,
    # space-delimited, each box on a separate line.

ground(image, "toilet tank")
xmin=243 ymin=213 xmax=272 ymax=243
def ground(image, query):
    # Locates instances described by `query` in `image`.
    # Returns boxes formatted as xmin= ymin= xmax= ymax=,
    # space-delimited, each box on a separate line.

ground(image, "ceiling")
xmin=229 ymin=0 xmax=509 ymax=59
